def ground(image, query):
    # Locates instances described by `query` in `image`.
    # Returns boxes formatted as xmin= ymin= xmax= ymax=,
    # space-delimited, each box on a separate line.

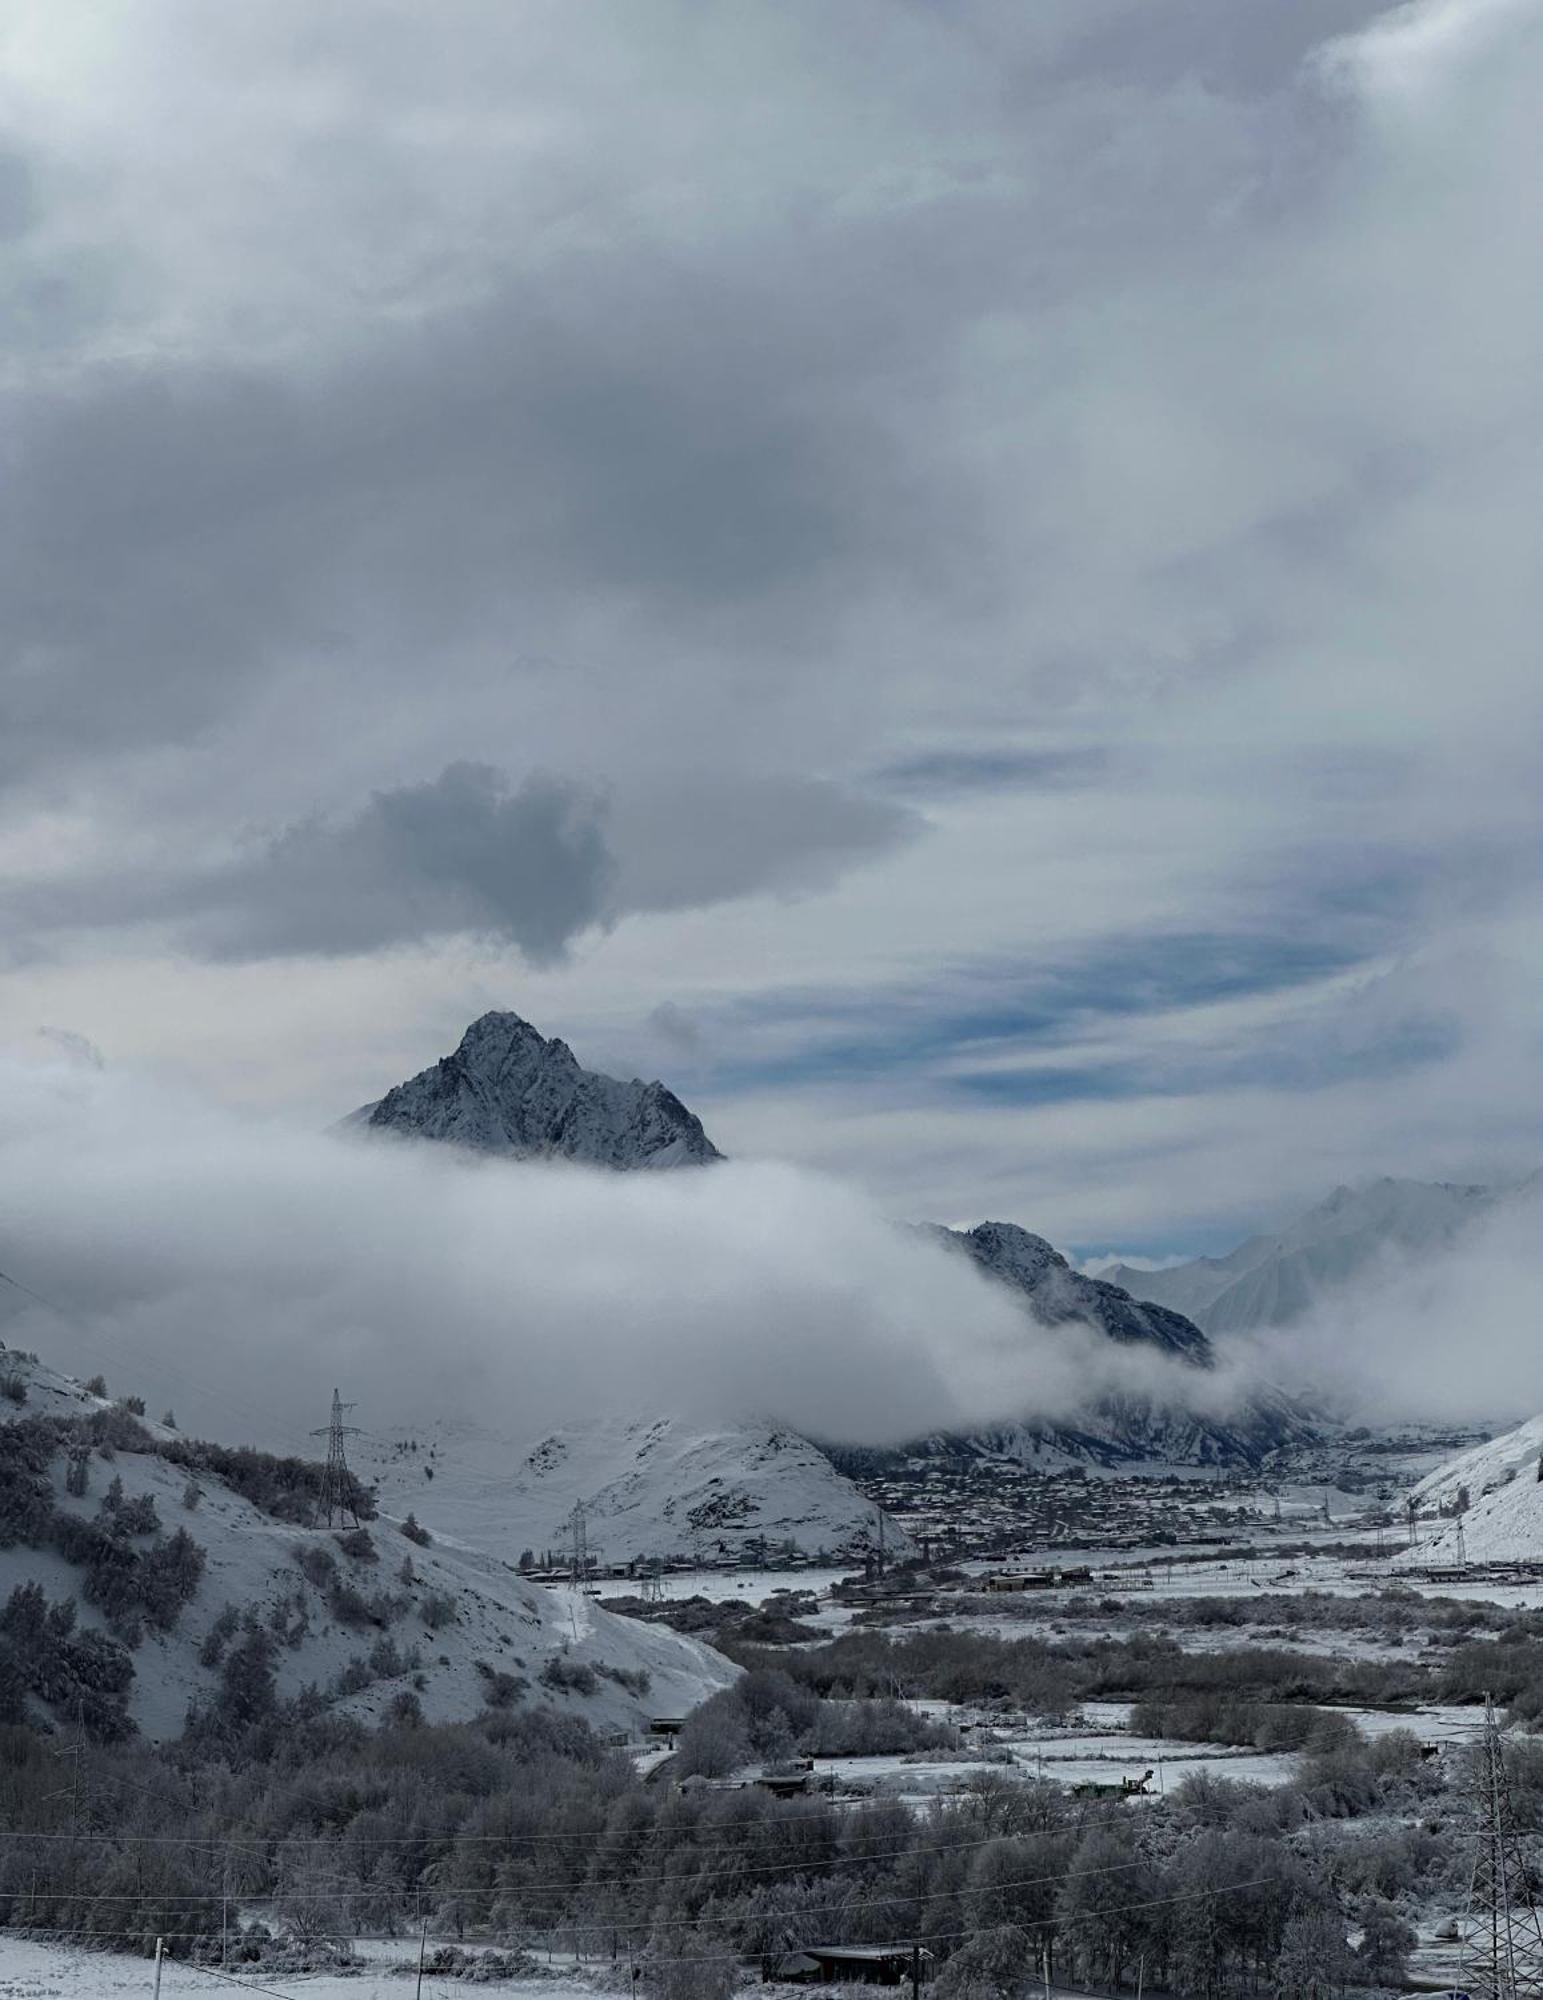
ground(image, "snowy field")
xmin=0 ymin=1937 xmax=600 ymax=2000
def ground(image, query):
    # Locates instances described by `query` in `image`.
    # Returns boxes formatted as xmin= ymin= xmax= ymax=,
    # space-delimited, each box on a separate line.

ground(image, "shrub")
xmin=401 ymin=1513 xmax=431 ymax=1546
xmin=335 ymin=1527 xmax=377 ymax=1563
xmin=293 ymin=1543 xmax=338 ymax=1590
xmin=1 ymin=1374 xmax=28 ymax=1406
xmin=420 ymin=1591 xmax=458 ymax=1631
xmin=539 ymin=1655 xmax=600 ymax=1697
xmin=474 ymin=1662 xmax=527 ymax=1709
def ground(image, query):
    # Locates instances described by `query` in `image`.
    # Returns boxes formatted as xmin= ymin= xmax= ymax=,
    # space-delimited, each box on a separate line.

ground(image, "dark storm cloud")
xmin=194 ymin=764 xmax=613 ymax=963
xmin=4 ymin=764 xmax=917 ymax=964
xmin=0 ymin=252 xmax=928 ymax=781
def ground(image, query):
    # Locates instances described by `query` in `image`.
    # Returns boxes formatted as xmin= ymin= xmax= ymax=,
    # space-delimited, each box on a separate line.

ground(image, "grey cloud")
xmin=37 ymin=1027 xmax=105 ymax=1069
xmin=192 ymin=764 xmax=613 ymax=963
xmin=608 ymin=776 xmax=922 ymax=914
xmin=647 ymin=1002 xmax=706 ymax=1063
xmin=4 ymin=764 xmax=918 ymax=964
xmin=0 ymin=0 xmax=1355 ymax=797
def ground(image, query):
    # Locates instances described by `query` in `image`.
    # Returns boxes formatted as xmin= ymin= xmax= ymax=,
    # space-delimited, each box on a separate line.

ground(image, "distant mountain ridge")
xmin=354 ymin=1011 xmax=722 ymax=1168
xmin=353 ymin=1012 xmax=1314 ymax=1469
xmin=937 ymin=1221 xmax=1212 ymax=1364
xmin=1105 ymin=1177 xmax=1500 ymax=1335
xmin=922 ymin=1221 xmax=1314 ymax=1466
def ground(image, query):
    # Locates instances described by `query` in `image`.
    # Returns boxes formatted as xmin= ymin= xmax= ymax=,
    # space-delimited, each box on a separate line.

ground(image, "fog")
xmin=0 ymin=1054 xmax=1228 ymax=1457
xmin=1231 ymin=1180 xmax=1543 ymax=1428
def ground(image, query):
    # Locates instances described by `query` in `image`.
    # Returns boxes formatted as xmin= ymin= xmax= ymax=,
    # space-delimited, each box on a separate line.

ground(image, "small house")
xmin=772 ymin=1945 xmax=934 ymax=1986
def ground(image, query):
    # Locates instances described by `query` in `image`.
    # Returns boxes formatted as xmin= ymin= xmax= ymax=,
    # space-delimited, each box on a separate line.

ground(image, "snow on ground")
xmin=1395 ymin=1466 xmax=1543 ymax=1570
xmin=355 ymin=1413 xmax=905 ymax=1568
xmin=1411 ymin=1412 xmax=1543 ymax=1511
xmin=0 ymin=1936 xmax=603 ymax=2000
xmin=0 ymin=1356 xmax=735 ymax=1740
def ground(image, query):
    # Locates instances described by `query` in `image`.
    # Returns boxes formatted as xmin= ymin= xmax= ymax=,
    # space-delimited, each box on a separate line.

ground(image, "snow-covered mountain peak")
xmin=355 ymin=1011 xmax=723 ymax=1168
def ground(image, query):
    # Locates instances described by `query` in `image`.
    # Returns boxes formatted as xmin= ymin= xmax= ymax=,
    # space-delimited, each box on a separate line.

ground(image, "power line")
xmin=0 ymin=1783 xmax=1149 ymax=1855
xmin=4 ymin=1871 xmax=1290 ymax=1961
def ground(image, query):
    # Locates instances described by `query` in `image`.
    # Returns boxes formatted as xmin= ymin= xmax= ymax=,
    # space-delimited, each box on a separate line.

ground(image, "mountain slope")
xmin=355 ymin=1012 xmax=721 ymax=1168
xmin=922 ymin=1222 xmax=1316 ymax=1467
xmin=0 ymin=1347 xmax=735 ymax=1742
xmin=1106 ymin=1178 xmax=1496 ymax=1335
xmin=938 ymin=1222 xmax=1212 ymax=1363
xmin=1394 ymin=1429 xmax=1543 ymax=1569
xmin=1409 ymin=1412 xmax=1543 ymax=1513
xmin=355 ymin=1412 xmax=909 ymax=1566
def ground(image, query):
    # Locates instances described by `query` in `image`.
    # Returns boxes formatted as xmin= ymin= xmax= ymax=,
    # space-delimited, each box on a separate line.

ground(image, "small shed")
xmin=772 ymin=1945 xmax=934 ymax=1986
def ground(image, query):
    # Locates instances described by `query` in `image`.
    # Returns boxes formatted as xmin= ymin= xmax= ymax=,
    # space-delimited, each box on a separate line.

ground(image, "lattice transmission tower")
xmin=1461 ymin=1697 xmax=1543 ymax=2000
xmin=568 ymin=1500 xmax=589 ymax=1588
xmin=311 ymin=1388 xmax=363 ymax=1528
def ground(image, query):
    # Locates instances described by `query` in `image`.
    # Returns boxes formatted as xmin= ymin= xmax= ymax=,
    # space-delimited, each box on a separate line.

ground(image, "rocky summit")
xmin=357 ymin=1011 xmax=722 ymax=1168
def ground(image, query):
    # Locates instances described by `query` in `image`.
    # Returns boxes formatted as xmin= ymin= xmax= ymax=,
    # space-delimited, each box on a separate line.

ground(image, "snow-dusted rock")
xmin=354 ymin=1012 xmax=721 ymax=1168
xmin=937 ymin=1222 xmax=1212 ymax=1363
xmin=918 ymin=1222 xmax=1315 ymax=1467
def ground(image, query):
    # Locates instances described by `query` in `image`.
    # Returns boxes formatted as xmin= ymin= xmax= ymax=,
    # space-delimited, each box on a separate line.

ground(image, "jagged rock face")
xmin=909 ymin=1221 xmax=1314 ymax=1466
xmin=935 ymin=1221 xmax=1213 ymax=1365
xmin=360 ymin=1012 xmax=722 ymax=1169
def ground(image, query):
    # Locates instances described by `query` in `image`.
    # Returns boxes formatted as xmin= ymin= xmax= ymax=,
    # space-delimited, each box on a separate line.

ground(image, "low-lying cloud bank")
xmin=1230 ymin=1179 xmax=1543 ymax=1427
xmin=0 ymin=1055 xmax=1227 ymax=1455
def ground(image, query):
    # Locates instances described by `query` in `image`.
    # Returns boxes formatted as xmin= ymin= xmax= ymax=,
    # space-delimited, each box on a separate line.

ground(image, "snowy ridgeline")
xmin=355 ymin=1410 xmax=909 ymax=1567
xmin=0 ymin=1351 xmax=735 ymax=1742
xmin=1106 ymin=1176 xmax=1505 ymax=1335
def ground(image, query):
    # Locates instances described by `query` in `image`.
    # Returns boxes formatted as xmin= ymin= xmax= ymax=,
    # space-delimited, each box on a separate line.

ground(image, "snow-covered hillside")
xmin=0 ymin=1350 xmax=734 ymax=1742
xmin=1410 ymin=1412 xmax=1543 ymax=1512
xmin=1395 ymin=1463 xmax=1543 ymax=1570
xmin=1106 ymin=1178 xmax=1498 ymax=1335
xmin=351 ymin=1011 xmax=721 ymax=1166
xmin=356 ymin=1411 xmax=908 ymax=1565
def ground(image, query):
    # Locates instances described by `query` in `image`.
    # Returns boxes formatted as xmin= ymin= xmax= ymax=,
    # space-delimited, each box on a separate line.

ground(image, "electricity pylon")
xmin=1461 ymin=1697 xmax=1543 ymax=2000
xmin=311 ymin=1388 xmax=363 ymax=1528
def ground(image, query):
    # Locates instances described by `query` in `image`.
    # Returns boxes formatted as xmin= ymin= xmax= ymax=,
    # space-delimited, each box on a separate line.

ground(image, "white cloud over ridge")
xmin=0 ymin=1056 xmax=1226 ymax=1451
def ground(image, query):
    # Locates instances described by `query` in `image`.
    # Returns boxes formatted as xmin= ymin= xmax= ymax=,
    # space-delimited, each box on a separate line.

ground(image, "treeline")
xmin=0 ymin=1669 xmax=1471 ymax=1997
xmin=728 ymin=1627 xmax=1439 ymax=1715
xmin=673 ymin=1669 xmax=956 ymax=1778
xmin=0 ymin=1418 xmax=206 ymax=1681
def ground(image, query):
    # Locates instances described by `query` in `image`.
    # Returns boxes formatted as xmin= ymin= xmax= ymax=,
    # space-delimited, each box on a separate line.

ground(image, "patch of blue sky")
xmin=700 ymin=926 xmax=1381 ymax=1095
xmin=945 ymin=1011 xmax=1459 ymax=1106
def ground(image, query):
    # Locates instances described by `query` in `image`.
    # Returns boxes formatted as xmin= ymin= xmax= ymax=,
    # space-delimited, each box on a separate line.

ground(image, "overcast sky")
xmin=3 ymin=0 xmax=1541 ymax=1258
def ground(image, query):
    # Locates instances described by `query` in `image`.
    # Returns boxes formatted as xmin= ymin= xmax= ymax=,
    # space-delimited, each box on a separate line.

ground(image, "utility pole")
xmin=876 ymin=1509 xmax=887 ymax=1581
xmin=152 ymin=1937 xmax=164 ymax=2000
xmin=311 ymin=1388 xmax=363 ymax=1528
xmin=1457 ymin=1517 xmax=1469 ymax=1570
xmin=1461 ymin=1696 xmax=1543 ymax=2000
xmin=568 ymin=1501 xmax=589 ymax=1589
xmin=415 ymin=1913 xmax=429 ymax=2000
xmin=910 ymin=1941 xmax=922 ymax=2000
